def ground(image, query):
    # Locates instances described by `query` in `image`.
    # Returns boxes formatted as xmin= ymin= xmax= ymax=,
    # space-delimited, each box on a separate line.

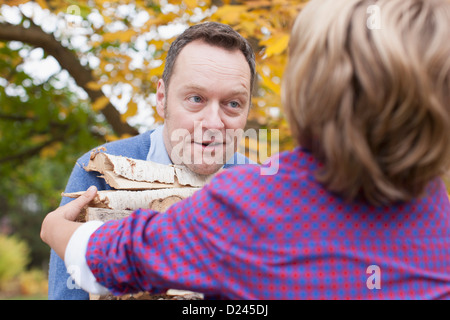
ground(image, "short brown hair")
xmin=282 ymin=0 xmax=450 ymax=205
xmin=162 ymin=22 xmax=256 ymax=94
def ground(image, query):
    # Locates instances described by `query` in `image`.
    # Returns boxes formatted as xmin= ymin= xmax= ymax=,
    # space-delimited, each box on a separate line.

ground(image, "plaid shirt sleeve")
xmin=86 ymin=165 xmax=263 ymax=298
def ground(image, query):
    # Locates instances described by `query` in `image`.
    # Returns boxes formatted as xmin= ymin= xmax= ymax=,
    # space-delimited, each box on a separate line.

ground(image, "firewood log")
xmin=84 ymin=152 xmax=215 ymax=189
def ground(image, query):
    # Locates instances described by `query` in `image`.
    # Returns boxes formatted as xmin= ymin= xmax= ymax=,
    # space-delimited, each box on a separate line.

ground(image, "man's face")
xmin=156 ymin=40 xmax=251 ymax=175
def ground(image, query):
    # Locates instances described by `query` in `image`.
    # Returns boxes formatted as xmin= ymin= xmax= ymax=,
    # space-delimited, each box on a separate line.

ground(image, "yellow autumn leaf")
xmin=239 ymin=20 xmax=258 ymax=36
xmin=104 ymin=134 xmax=119 ymax=142
xmin=92 ymin=96 xmax=110 ymax=111
xmin=120 ymin=101 xmax=138 ymax=122
xmin=263 ymin=92 xmax=282 ymax=107
xmin=153 ymin=106 xmax=164 ymax=124
xmin=120 ymin=133 xmax=133 ymax=140
xmin=4 ymin=0 xmax=28 ymax=6
xmin=102 ymin=14 xmax=113 ymax=25
xmin=184 ymin=0 xmax=198 ymax=9
xmin=85 ymin=81 xmax=103 ymax=91
xmin=31 ymin=134 xmax=50 ymax=144
xmin=246 ymin=0 xmax=272 ymax=9
xmin=102 ymin=29 xmax=136 ymax=43
xmin=265 ymin=55 xmax=288 ymax=78
xmin=99 ymin=49 xmax=119 ymax=59
xmin=35 ymin=0 xmax=48 ymax=9
xmin=262 ymin=34 xmax=290 ymax=58
xmin=149 ymin=63 xmax=165 ymax=78
xmin=105 ymin=133 xmax=133 ymax=142
xmin=151 ymin=40 xmax=166 ymax=51
xmin=160 ymin=12 xmax=180 ymax=24
xmin=260 ymin=73 xmax=281 ymax=95
xmin=213 ymin=5 xmax=247 ymax=25
xmin=40 ymin=142 xmax=62 ymax=159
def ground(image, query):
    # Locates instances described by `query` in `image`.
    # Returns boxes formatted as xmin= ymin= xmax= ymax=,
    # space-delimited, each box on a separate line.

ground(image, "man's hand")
xmin=40 ymin=186 xmax=98 ymax=260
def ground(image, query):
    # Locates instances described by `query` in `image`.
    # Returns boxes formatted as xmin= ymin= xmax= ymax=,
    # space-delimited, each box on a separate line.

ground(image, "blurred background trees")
xmin=0 ymin=0 xmax=306 ymax=298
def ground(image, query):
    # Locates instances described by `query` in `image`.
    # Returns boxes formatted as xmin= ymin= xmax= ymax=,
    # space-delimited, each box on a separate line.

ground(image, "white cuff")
xmin=65 ymin=221 xmax=110 ymax=295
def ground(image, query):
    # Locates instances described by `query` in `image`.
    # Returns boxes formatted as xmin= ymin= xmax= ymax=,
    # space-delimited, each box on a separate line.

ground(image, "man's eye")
xmin=188 ymin=96 xmax=203 ymax=103
xmin=229 ymin=101 xmax=240 ymax=108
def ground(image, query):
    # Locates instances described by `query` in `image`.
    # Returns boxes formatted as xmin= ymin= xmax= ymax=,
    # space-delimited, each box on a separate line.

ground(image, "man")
xmin=48 ymin=21 xmax=256 ymax=300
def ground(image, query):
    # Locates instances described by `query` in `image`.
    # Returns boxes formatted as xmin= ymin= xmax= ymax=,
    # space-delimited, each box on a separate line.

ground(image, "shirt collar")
xmin=146 ymin=124 xmax=173 ymax=165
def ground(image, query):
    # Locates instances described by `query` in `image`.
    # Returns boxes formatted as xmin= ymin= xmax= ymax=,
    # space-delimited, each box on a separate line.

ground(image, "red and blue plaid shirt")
xmin=86 ymin=148 xmax=450 ymax=299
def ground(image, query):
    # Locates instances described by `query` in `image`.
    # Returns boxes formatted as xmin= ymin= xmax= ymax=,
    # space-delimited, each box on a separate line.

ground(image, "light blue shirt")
xmin=146 ymin=125 xmax=172 ymax=165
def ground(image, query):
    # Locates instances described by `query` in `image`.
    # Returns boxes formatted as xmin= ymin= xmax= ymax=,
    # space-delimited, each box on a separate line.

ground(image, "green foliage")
xmin=0 ymin=43 xmax=106 ymax=267
xmin=0 ymin=234 xmax=47 ymax=298
xmin=0 ymin=234 xmax=30 ymax=287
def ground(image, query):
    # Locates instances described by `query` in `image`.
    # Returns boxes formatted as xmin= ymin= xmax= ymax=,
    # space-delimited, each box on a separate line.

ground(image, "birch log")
xmin=62 ymin=188 xmax=200 ymax=211
xmin=85 ymin=151 xmax=175 ymax=183
xmin=84 ymin=152 xmax=215 ymax=189
xmin=86 ymin=207 xmax=133 ymax=222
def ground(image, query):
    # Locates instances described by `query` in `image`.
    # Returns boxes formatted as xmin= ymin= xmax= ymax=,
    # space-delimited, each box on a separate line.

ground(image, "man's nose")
xmin=202 ymin=102 xmax=225 ymax=130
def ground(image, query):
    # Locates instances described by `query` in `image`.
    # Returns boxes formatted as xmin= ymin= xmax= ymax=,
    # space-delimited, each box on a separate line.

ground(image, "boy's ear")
xmin=156 ymin=79 xmax=166 ymax=119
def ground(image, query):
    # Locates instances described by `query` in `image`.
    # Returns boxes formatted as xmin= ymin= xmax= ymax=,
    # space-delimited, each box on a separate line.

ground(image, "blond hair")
xmin=282 ymin=0 xmax=450 ymax=205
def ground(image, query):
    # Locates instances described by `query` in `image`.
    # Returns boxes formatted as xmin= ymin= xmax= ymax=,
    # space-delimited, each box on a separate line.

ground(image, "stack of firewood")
xmin=63 ymin=149 xmax=214 ymax=300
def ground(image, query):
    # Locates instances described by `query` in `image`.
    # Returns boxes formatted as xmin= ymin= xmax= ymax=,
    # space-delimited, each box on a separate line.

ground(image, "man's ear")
xmin=156 ymin=79 xmax=166 ymax=119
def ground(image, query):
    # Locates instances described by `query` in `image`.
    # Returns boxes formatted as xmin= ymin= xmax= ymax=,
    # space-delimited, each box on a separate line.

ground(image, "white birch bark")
xmin=62 ymin=188 xmax=199 ymax=210
xmin=85 ymin=152 xmax=215 ymax=188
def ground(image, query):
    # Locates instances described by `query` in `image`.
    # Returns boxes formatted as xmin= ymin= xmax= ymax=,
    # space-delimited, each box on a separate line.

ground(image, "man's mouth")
xmin=194 ymin=141 xmax=224 ymax=148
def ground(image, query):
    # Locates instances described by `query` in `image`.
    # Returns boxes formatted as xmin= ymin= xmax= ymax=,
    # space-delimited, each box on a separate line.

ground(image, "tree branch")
xmin=0 ymin=112 xmax=105 ymax=140
xmin=0 ymin=136 xmax=62 ymax=164
xmin=0 ymin=113 xmax=67 ymax=128
xmin=0 ymin=21 xmax=138 ymax=136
